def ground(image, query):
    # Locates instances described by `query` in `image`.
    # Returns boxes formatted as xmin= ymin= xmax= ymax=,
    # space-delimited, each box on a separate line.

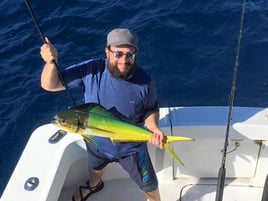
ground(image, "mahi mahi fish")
xmin=53 ymin=103 xmax=193 ymax=165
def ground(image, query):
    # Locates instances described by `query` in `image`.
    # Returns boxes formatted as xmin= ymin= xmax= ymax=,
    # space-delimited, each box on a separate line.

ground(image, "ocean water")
xmin=1 ymin=0 xmax=268 ymax=196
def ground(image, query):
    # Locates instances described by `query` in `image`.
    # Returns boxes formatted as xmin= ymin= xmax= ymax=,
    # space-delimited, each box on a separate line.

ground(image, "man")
xmin=40 ymin=28 xmax=164 ymax=201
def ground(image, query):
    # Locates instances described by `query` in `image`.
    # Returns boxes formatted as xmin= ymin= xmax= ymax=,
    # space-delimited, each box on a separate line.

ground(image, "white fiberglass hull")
xmin=1 ymin=106 xmax=268 ymax=201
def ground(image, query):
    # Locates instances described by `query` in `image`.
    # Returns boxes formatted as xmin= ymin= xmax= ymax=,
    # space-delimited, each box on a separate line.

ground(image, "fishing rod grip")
xmin=215 ymin=167 xmax=225 ymax=201
xmin=262 ymin=174 xmax=268 ymax=201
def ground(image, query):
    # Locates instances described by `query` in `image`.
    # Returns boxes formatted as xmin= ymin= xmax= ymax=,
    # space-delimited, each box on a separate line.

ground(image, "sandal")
xmin=72 ymin=180 xmax=104 ymax=201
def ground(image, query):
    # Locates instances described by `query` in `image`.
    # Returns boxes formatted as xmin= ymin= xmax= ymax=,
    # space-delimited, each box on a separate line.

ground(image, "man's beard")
xmin=107 ymin=60 xmax=137 ymax=80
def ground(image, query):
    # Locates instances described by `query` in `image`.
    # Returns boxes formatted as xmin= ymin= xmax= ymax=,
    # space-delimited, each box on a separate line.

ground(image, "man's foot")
xmin=72 ymin=180 xmax=104 ymax=201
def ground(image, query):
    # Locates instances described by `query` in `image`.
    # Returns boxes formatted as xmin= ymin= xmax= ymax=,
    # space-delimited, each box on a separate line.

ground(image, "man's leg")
xmin=88 ymin=168 xmax=105 ymax=187
xmin=72 ymin=141 xmax=109 ymax=201
xmin=72 ymin=168 xmax=105 ymax=201
xmin=143 ymin=188 xmax=161 ymax=201
xmin=119 ymin=145 xmax=160 ymax=201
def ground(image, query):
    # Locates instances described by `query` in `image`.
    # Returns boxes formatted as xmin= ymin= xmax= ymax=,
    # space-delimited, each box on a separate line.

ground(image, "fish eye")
xmin=60 ymin=119 xmax=66 ymax=124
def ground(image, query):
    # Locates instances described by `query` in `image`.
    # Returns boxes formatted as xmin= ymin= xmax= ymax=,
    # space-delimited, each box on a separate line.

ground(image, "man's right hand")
xmin=40 ymin=37 xmax=58 ymax=64
xmin=40 ymin=37 xmax=64 ymax=91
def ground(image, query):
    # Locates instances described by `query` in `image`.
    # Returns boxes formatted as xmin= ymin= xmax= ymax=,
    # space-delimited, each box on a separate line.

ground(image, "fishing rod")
xmin=24 ymin=0 xmax=76 ymax=107
xmin=215 ymin=0 xmax=246 ymax=201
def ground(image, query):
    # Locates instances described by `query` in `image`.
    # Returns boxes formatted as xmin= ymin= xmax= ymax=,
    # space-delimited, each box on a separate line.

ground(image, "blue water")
xmin=1 ymin=0 xmax=268 ymax=196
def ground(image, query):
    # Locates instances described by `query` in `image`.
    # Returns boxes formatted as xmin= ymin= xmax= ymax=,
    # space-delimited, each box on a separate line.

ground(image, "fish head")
xmin=53 ymin=108 xmax=88 ymax=133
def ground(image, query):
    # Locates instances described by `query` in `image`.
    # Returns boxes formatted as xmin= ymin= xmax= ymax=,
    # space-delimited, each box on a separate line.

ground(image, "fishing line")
xmin=215 ymin=0 xmax=246 ymax=201
xmin=24 ymin=0 xmax=76 ymax=107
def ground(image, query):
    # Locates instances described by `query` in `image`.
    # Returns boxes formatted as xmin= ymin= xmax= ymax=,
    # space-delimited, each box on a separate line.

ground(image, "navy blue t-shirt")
xmin=61 ymin=58 xmax=158 ymax=158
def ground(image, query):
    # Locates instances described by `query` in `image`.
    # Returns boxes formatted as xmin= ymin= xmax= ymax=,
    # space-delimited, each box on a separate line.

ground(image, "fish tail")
xmin=163 ymin=142 xmax=184 ymax=166
xmin=165 ymin=135 xmax=193 ymax=143
xmin=163 ymin=135 xmax=192 ymax=166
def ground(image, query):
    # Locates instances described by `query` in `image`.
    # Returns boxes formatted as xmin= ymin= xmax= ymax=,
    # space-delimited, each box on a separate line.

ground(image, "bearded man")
xmin=40 ymin=28 xmax=164 ymax=201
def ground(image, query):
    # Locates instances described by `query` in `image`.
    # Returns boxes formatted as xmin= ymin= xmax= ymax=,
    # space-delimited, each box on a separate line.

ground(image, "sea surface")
xmin=1 ymin=0 xmax=268 ymax=196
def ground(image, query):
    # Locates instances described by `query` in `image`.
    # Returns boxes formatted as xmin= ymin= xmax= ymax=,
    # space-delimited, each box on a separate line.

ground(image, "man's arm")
xmin=144 ymin=111 xmax=164 ymax=149
xmin=40 ymin=37 xmax=65 ymax=91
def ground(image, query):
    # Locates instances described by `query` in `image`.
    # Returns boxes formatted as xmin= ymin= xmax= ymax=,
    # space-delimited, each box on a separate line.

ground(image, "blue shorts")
xmin=85 ymin=141 xmax=158 ymax=192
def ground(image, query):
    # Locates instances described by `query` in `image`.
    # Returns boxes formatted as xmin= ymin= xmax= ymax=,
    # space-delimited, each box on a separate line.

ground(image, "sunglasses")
xmin=107 ymin=46 xmax=136 ymax=60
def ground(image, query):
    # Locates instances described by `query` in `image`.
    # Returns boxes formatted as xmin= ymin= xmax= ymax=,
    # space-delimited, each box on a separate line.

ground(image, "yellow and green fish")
xmin=53 ymin=103 xmax=193 ymax=165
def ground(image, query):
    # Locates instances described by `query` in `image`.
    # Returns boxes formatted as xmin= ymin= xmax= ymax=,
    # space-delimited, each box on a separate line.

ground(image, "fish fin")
xmin=166 ymin=135 xmax=193 ymax=143
xmin=81 ymin=134 xmax=97 ymax=146
xmin=89 ymin=104 xmax=121 ymax=120
xmin=78 ymin=127 xmax=116 ymax=145
xmin=164 ymin=142 xmax=184 ymax=166
xmin=73 ymin=103 xmax=120 ymax=119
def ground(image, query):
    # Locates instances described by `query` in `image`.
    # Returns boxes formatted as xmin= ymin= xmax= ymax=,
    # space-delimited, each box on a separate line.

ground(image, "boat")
xmin=0 ymin=105 xmax=267 ymax=201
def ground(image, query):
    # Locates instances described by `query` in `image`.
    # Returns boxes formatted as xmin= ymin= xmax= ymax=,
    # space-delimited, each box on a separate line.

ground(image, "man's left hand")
xmin=148 ymin=128 xmax=164 ymax=149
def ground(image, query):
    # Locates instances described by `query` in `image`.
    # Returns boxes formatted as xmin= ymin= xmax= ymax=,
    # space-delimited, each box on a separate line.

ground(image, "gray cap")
xmin=107 ymin=28 xmax=139 ymax=49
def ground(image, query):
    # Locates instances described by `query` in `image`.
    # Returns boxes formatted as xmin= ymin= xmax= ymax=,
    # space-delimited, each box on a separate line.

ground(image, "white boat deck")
xmin=57 ymin=162 xmax=264 ymax=201
xmin=59 ymin=179 xmax=264 ymax=201
xmin=1 ymin=106 xmax=268 ymax=201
